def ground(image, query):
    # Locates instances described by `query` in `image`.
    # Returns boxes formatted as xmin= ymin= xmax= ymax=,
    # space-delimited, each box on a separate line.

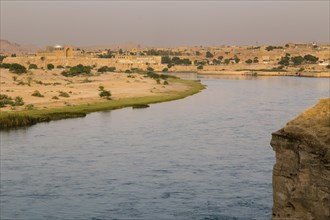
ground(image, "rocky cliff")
xmin=270 ymin=98 xmax=330 ymax=220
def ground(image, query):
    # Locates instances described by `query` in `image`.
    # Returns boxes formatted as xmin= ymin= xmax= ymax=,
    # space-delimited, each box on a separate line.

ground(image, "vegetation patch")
xmin=132 ymin=104 xmax=150 ymax=109
xmin=98 ymin=86 xmax=112 ymax=100
xmin=162 ymin=56 xmax=192 ymax=66
xmin=0 ymin=63 xmax=12 ymax=69
xmin=144 ymin=71 xmax=177 ymax=80
xmin=61 ymin=64 xmax=92 ymax=77
xmin=29 ymin=64 xmax=38 ymax=69
xmin=0 ymin=94 xmax=24 ymax=108
xmin=5 ymin=63 xmax=27 ymax=74
xmin=130 ymin=68 xmax=144 ymax=73
xmin=58 ymin=91 xmax=70 ymax=97
xmin=31 ymin=90 xmax=44 ymax=97
xmin=97 ymin=66 xmax=116 ymax=73
xmin=47 ymin=64 xmax=55 ymax=70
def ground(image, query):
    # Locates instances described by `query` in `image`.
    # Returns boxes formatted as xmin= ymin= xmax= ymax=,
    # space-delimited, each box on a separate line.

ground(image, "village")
xmin=1 ymin=41 xmax=330 ymax=77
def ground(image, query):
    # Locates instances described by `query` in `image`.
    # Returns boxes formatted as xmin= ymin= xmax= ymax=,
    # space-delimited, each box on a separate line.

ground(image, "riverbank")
xmin=0 ymin=69 xmax=205 ymax=129
xmin=271 ymin=98 xmax=330 ymax=219
xmin=165 ymin=70 xmax=330 ymax=78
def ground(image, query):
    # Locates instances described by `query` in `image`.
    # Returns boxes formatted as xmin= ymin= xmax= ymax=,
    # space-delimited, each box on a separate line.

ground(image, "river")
xmin=1 ymin=76 xmax=329 ymax=220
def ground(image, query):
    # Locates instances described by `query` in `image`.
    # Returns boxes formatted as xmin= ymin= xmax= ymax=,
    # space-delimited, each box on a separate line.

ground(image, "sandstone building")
xmin=37 ymin=45 xmax=85 ymax=59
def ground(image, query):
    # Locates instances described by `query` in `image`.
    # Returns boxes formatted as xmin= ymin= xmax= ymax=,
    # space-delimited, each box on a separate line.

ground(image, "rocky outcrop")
xmin=270 ymin=98 xmax=330 ymax=220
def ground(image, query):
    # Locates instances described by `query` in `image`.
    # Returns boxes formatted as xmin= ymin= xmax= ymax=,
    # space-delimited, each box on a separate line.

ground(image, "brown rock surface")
xmin=270 ymin=98 xmax=330 ymax=219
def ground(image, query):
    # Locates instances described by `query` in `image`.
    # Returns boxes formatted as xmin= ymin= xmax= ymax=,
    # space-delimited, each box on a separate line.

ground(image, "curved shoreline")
xmin=163 ymin=71 xmax=330 ymax=78
xmin=0 ymin=79 xmax=205 ymax=129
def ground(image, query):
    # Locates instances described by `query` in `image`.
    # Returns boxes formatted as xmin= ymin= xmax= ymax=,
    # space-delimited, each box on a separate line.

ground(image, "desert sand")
xmin=0 ymin=68 xmax=190 ymax=111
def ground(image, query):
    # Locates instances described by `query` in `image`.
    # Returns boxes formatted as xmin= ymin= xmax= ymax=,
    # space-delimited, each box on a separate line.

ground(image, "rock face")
xmin=270 ymin=99 xmax=330 ymax=220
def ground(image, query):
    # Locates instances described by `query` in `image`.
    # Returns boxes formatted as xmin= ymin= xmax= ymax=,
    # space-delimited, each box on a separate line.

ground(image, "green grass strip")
xmin=0 ymin=79 xmax=205 ymax=129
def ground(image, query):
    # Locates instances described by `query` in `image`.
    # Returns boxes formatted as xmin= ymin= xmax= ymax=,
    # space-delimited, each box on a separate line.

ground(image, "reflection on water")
xmin=198 ymin=74 xmax=259 ymax=80
xmin=1 ymin=76 xmax=329 ymax=220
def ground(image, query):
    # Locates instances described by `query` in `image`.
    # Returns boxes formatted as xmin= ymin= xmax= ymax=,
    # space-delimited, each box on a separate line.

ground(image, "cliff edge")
xmin=270 ymin=98 xmax=330 ymax=220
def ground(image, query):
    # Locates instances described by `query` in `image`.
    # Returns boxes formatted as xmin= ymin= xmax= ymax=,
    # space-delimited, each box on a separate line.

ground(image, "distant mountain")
xmin=0 ymin=39 xmax=40 ymax=55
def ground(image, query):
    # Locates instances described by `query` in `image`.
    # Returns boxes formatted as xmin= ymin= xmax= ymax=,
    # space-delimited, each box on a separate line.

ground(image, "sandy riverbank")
xmin=0 ymin=69 xmax=199 ymax=110
xmin=0 ymin=69 xmax=205 ymax=128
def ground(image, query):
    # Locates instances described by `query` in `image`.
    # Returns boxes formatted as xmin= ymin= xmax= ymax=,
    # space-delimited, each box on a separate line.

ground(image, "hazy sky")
xmin=1 ymin=0 xmax=329 ymax=47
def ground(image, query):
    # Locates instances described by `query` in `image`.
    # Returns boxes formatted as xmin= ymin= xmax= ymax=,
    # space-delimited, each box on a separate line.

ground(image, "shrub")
xmin=28 ymin=64 xmax=38 ymax=69
xmin=61 ymin=64 xmax=92 ymax=77
xmin=197 ymin=65 xmax=203 ymax=70
xmin=130 ymin=68 xmax=144 ymax=73
xmin=0 ymin=63 xmax=12 ymax=69
xmin=47 ymin=64 xmax=55 ymax=70
xmin=167 ymin=63 xmax=174 ymax=68
xmin=58 ymin=91 xmax=70 ymax=97
xmin=125 ymin=69 xmax=132 ymax=73
xmin=13 ymin=96 xmax=24 ymax=106
xmin=31 ymin=90 xmax=44 ymax=97
xmin=206 ymin=51 xmax=214 ymax=58
xmin=145 ymin=71 xmax=160 ymax=79
xmin=265 ymin=45 xmax=283 ymax=51
xmin=98 ymin=86 xmax=111 ymax=100
xmin=326 ymin=64 xmax=330 ymax=69
xmin=265 ymin=46 xmax=275 ymax=51
xmin=147 ymin=67 xmax=154 ymax=71
xmin=9 ymin=63 xmax=27 ymax=74
xmin=52 ymin=96 xmax=59 ymax=100
xmin=234 ymin=57 xmax=240 ymax=63
xmin=163 ymin=80 xmax=169 ymax=85
xmin=0 ymin=94 xmax=24 ymax=107
xmin=171 ymin=57 xmax=192 ymax=65
xmin=278 ymin=56 xmax=290 ymax=66
xmin=245 ymin=59 xmax=253 ymax=64
xmin=97 ymin=66 xmax=116 ymax=73
xmin=161 ymin=56 xmax=171 ymax=64
xmin=25 ymin=104 xmax=34 ymax=110
xmin=291 ymin=56 xmax=304 ymax=65
xmin=156 ymin=79 xmax=161 ymax=84
xmin=34 ymin=80 xmax=43 ymax=85
xmin=162 ymin=68 xmax=168 ymax=72
xmin=0 ymin=94 xmax=14 ymax=107
xmin=144 ymin=71 xmax=175 ymax=80
xmin=57 ymin=65 xmax=64 ymax=69
xmin=303 ymin=54 xmax=319 ymax=63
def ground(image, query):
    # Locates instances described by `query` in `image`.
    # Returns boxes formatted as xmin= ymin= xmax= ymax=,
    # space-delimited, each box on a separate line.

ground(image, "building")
xmin=37 ymin=45 xmax=83 ymax=59
xmin=114 ymin=55 xmax=162 ymax=65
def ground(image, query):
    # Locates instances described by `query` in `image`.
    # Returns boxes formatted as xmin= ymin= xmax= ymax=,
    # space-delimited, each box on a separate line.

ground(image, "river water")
xmin=1 ymin=76 xmax=329 ymax=220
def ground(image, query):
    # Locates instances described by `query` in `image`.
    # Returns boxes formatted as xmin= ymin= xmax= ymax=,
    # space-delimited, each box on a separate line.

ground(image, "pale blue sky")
xmin=1 ymin=0 xmax=329 ymax=47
